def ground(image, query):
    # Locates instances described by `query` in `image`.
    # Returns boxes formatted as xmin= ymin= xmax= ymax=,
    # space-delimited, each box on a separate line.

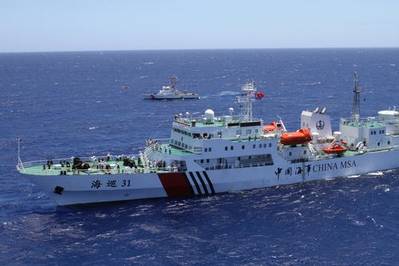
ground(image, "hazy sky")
xmin=1 ymin=0 xmax=398 ymax=52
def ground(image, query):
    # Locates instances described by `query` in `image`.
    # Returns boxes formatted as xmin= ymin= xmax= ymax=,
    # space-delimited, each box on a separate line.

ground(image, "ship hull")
xmin=144 ymin=94 xmax=199 ymax=100
xmin=21 ymin=151 xmax=399 ymax=206
xmin=22 ymin=149 xmax=399 ymax=206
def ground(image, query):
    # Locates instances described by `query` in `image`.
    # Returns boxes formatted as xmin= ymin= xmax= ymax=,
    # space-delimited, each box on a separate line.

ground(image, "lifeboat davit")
xmin=323 ymin=143 xmax=347 ymax=154
xmin=280 ymin=128 xmax=312 ymax=145
xmin=263 ymin=121 xmax=281 ymax=133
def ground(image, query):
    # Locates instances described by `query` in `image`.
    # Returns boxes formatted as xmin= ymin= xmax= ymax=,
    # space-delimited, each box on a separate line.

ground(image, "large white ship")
xmin=17 ymin=73 xmax=399 ymax=206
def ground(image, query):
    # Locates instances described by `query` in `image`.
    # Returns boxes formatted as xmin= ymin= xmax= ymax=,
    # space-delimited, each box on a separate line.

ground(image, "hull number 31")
xmin=91 ymin=178 xmax=132 ymax=189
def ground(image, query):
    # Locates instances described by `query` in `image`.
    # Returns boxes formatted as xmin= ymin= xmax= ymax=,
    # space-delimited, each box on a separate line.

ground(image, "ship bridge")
xmin=165 ymin=80 xmax=268 ymax=154
xmin=169 ymin=110 xmax=264 ymax=154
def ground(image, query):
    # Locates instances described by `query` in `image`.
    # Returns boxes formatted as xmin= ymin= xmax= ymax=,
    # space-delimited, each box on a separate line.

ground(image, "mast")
xmin=237 ymin=81 xmax=256 ymax=121
xmin=170 ymin=75 xmax=177 ymax=90
xmin=17 ymin=137 xmax=24 ymax=170
xmin=352 ymin=72 xmax=361 ymax=122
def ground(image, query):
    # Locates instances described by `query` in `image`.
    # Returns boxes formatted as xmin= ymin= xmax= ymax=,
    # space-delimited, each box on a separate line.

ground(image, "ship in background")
xmin=17 ymin=73 xmax=399 ymax=206
xmin=144 ymin=76 xmax=199 ymax=100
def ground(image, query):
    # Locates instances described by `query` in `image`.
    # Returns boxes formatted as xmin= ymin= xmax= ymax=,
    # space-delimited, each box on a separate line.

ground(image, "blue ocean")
xmin=1 ymin=49 xmax=399 ymax=265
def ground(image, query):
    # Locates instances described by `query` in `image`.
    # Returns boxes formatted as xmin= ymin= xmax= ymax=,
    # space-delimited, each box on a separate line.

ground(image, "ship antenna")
xmin=16 ymin=137 xmax=24 ymax=170
xmin=237 ymin=81 xmax=256 ymax=121
xmin=352 ymin=72 xmax=361 ymax=123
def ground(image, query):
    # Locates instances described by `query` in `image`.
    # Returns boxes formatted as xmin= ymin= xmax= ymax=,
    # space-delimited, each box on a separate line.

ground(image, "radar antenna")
xmin=352 ymin=72 xmax=361 ymax=122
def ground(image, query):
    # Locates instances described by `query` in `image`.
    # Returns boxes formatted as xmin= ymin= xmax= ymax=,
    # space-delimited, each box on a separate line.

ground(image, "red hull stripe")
xmin=158 ymin=172 xmax=194 ymax=197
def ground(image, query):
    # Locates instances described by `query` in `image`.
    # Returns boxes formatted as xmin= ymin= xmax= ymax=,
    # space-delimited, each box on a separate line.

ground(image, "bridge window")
xmin=230 ymin=146 xmax=234 ymax=150
xmin=225 ymin=146 xmax=228 ymax=151
xmin=204 ymin=148 xmax=208 ymax=152
xmin=242 ymin=145 xmax=245 ymax=150
xmin=269 ymin=143 xmax=272 ymax=148
xmin=253 ymin=144 xmax=256 ymax=149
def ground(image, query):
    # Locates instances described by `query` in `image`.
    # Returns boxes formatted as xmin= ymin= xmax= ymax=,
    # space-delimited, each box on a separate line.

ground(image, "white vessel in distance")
xmin=17 ymin=74 xmax=399 ymax=206
xmin=144 ymin=76 xmax=199 ymax=100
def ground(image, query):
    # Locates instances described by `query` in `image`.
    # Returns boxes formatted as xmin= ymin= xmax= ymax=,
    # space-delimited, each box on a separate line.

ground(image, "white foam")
xmin=367 ymin=171 xmax=384 ymax=176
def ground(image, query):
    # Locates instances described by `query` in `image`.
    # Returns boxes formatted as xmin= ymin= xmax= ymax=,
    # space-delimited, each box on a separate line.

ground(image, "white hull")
xmin=144 ymin=94 xmax=199 ymax=100
xmin=23 ymin=149 xmax=399 ymax=206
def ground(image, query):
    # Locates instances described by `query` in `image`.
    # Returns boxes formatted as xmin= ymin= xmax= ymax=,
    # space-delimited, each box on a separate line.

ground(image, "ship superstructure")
xmin=17 ymin=75 xmax=399 ymax=206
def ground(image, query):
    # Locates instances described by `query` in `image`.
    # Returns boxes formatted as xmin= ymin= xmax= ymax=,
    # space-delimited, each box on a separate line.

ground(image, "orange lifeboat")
xmin=323 ymin=143 xmax=347 ymax=154
xmin=263 ymin=121 xmax=283 ymax=133
xmin=280 ymin=128 xmax=312 ymax=145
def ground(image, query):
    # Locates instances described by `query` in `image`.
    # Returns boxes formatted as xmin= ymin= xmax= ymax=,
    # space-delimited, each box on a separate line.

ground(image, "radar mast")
xmin=237 ymin=81 xmax=256 ymax=121
xmin=352 ymin=72 xmax=361 ymax=122
xmin=169 ymin=75 xmax=177 ymax=90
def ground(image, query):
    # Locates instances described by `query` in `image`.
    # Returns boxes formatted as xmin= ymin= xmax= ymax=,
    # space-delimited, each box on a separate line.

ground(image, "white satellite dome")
xmin=204 ymin=109 xmax=215 ymax=121
xmin=378 ymin=110 xmax=399 ymax=119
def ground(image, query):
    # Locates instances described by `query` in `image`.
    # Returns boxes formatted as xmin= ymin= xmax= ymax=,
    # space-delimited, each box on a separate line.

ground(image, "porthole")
xmin=225 ymin=146 xmax=228 ymax=151
xmin=242 ymin=145 xmax=245 ymax=150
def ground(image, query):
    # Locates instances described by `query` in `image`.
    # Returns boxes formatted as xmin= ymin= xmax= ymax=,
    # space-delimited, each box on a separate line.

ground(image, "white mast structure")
xmin=352 ymin=72 xmax=361 ymax=123
xmin=237 ymin=81 xmax=257 ymax=121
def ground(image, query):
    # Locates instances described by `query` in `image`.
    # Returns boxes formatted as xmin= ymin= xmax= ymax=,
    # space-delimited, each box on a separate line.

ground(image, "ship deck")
xmin=19 ymin=158 xmax=169 ymax=176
